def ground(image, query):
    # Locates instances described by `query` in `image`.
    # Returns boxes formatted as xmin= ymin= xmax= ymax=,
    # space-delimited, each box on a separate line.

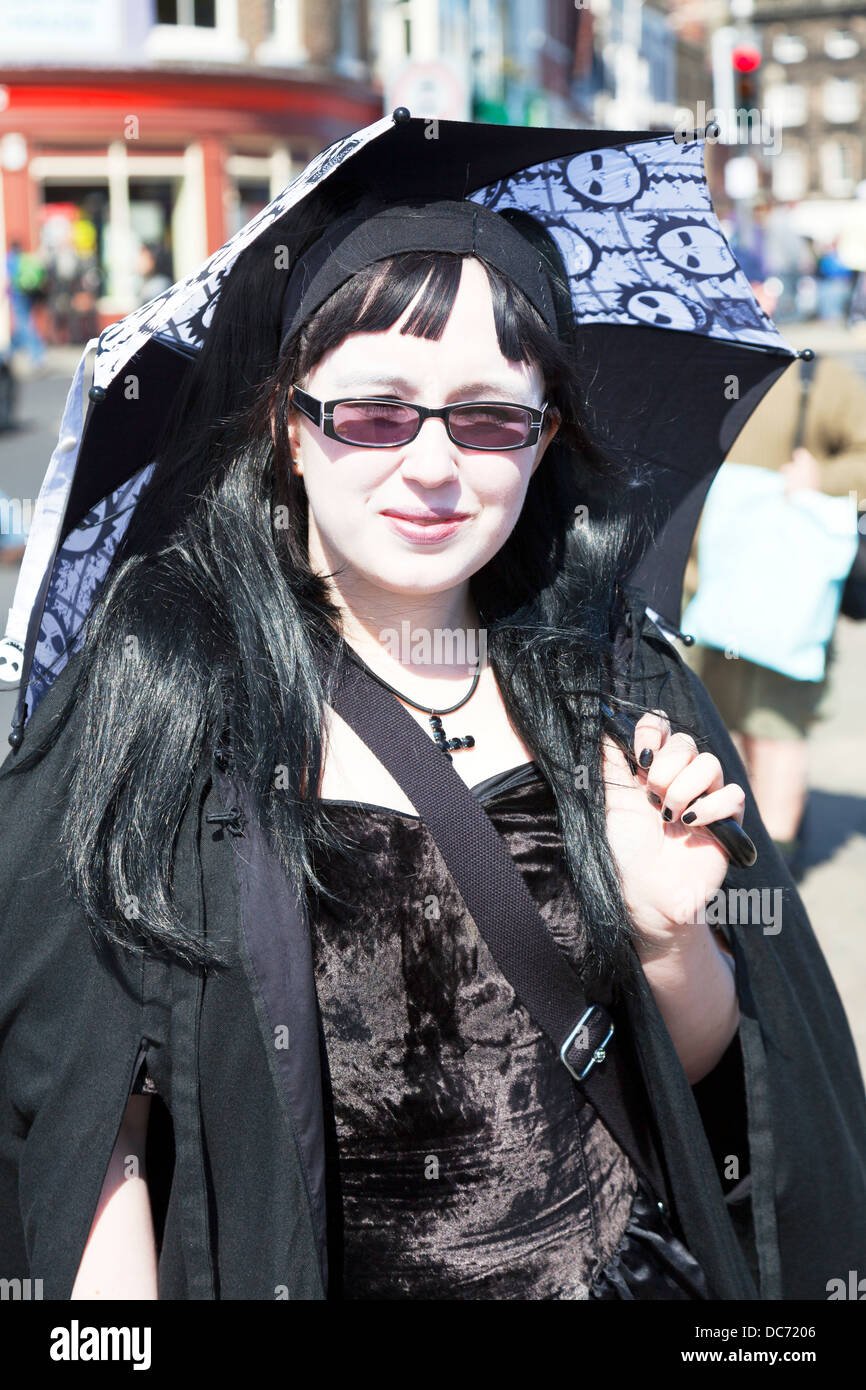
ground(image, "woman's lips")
xmin=379 ymin=512 xmax=469 ymax=544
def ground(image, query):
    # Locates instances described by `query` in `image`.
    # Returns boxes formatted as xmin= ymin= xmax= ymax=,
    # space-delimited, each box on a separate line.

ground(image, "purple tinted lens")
xmin=331 ymin=401 xmax=533 ymax=448
xmin=333 ymin=401 xmax=418 ymax=445
xmin=449 ymin=405 xmax=532 ymax=448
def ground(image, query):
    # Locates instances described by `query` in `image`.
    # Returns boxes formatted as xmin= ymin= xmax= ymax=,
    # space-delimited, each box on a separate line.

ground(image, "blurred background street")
xmin=0 ymin=1 xmax=865 ymax=1071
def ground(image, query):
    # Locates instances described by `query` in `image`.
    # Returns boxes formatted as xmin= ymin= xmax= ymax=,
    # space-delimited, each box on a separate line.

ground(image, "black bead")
xmin=463 ymin=736 xmax=475 ymax=748
xmin=393 ymin=106 xmax=411 ymax=124
xmin=88 ymin=384 xmax=107 ymax=403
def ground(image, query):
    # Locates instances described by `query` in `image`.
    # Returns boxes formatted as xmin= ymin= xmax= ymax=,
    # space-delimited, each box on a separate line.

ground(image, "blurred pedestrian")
xmin=135 ymin=243 xmax=172 ymax=307
xmin=682 ymin=338 xmax=866 ymax=874
xmin=44 ymin=235 xmax=81 ymax=346
xmin=815 ymin=240 xmax=855 ymax=321
xmin=69 ymin=258 xmax=102 ymax=343
xmin=5 ymin=241 xmax=47 ymax=369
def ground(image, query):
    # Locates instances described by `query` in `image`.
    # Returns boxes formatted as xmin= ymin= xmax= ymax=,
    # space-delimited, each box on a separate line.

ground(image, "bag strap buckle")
xmin=560 ymin=1005 xmax=615 ymax=1081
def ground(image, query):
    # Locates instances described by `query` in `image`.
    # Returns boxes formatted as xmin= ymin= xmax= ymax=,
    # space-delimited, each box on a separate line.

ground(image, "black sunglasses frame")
xmin=289 ymin=384 xmax=550 ymax=451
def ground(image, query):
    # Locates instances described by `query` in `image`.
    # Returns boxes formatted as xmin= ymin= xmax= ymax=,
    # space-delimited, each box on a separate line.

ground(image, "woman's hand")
xmin=602 ymin=709 xmax=746 ymax=949
xmin=603 ymin=709 xmax=744 ymax=1082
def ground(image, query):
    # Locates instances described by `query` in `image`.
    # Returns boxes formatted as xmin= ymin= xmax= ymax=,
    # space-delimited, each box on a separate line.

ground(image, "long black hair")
xmin=17 ymin=195 xmax=668 ymax=994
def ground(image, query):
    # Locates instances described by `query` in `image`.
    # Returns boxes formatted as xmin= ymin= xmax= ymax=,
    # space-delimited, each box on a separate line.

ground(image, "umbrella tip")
xmin=797 ymin=348 xmax=816 ymax=361
xmin=392 ymin=107 xmax=412 ymax=125
xmin=704 ymin=120 xmax=721 ymax=140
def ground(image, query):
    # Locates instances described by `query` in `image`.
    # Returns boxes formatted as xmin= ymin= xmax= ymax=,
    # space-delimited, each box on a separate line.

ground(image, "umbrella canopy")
xmin=2 ymin=108 xmax=802 ymax=745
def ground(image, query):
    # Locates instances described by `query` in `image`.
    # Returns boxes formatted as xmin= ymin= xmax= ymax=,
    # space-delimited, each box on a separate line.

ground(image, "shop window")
xmin=771 ymin=34 xmax=807 ymax=64
xmin=765 ymin=82 xmax=808 ymax=127
xmin=335 ymin=0 xmax=366 ymax=79
xmin=820 ymin=138 xmax=860 ymax=196
xmin=772 ymin=146 xmax=808 ymax=201
xmin=157 ymin=1 xmax=216 ymax=25
xmin=823 ymin=79 xmax=860 ymax=123
xmin=257 ymin=1 xmax=308 ymax=64
xmin=824 ymin=30 xmax=859 ymax=60
xmin=147 ymin=0 xmax=246 ymax=60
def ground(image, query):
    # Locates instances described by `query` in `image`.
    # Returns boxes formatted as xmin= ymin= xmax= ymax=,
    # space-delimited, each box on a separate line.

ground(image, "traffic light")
xmin=732 ymin=41 xmax=762 ymax=130
xmin=711 ymin=27 xmax=764 ymax=141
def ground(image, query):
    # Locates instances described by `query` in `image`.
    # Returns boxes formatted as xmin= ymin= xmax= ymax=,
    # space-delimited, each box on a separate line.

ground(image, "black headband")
xmin=278 ymin=197 xmax=560 ymax=355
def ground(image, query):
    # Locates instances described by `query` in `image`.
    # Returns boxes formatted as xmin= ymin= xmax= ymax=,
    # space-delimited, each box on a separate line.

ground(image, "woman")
xmin=0 ymin=194 xmax=863 ymax=1301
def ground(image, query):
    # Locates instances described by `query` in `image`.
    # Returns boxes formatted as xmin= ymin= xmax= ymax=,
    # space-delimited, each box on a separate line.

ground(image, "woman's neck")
xmin=333 ymin=582 xmax=486 ymax=693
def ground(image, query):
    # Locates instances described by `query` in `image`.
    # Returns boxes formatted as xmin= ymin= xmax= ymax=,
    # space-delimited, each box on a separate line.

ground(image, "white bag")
xmin=682 ymin=463 xmax=859 ymax=681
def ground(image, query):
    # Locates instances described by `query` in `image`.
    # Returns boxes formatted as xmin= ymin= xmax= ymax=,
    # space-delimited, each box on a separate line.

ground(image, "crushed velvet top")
xmin=308 ymin=761 xmax=711 ymax=1301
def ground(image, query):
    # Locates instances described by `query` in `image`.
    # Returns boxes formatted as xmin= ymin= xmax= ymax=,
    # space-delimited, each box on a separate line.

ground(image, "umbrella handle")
xmin=600 ymin=704 xmax=758 ymax=870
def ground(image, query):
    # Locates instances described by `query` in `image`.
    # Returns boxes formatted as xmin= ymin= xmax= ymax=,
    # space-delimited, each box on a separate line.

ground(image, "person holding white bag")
xmin=681 ymin=343 xmax=866 ymax=875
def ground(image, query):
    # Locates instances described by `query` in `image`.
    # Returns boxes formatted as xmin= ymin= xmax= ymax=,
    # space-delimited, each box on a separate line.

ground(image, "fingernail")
xmin=648 ymin=791 xmax=662 ymax=807
xmin=638 ymin=748 xmax=654 ymax=769
xmin=662 ymin=807 xmax=673 ymax=822
xmin=682 ymin=810 xmax=697 ymax=824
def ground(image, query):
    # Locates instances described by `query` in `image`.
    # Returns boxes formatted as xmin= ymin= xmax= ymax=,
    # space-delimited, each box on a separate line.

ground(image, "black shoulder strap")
xmin=792 ymin=354 xmax=818 ymax=453
xmin=327 ymin=643 xmax=671 ymax=1211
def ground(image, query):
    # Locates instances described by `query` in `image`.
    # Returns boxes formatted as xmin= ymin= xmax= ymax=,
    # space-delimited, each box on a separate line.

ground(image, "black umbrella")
xmin=2 ymin=108 xmax=803 ymax=742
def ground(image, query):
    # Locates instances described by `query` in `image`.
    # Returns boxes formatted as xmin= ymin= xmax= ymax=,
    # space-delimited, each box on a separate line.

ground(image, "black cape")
xmin=1 ymin=591 xmax=864 ymax=1299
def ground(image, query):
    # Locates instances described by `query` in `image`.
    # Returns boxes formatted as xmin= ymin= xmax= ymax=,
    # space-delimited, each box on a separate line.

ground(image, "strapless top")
xmin=307 ymin=760 xmax=713 ymax=1300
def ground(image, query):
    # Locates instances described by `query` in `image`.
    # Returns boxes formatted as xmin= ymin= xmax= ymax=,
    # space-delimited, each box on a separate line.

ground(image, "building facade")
xmin=0 ymin=0 xmax=380 ymax=331
xmin=754 ymin=0 xmax=865 ymax=203
xmin=1 ymin=0 xmax=734 ymax=339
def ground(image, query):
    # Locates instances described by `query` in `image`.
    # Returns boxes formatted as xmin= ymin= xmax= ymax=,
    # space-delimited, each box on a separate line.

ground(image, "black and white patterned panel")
xmin=469 ymin=136 xmax=787 ymax=348
xmin=19 ymin=117 xmax=390 ymax=716
xmin=91 ymin=118 xmax=391 ymax=391
xmin=26 ymin=465 xmax=155 ymax=714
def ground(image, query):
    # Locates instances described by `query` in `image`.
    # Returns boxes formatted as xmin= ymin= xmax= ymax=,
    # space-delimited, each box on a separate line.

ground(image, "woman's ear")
xmin=531 ymin=407 xmax=561 ymax=475
xmin=279 ymin=385 xmax=303 ymax=473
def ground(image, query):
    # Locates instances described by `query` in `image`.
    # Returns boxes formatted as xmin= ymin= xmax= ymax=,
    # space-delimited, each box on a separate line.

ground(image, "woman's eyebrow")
xmin=332 ymin=375 xmax=520 ymax=401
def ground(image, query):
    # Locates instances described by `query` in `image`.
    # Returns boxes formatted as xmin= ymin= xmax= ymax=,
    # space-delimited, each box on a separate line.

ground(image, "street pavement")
xmin=1 ymin=330 xmax=865 ymax=1075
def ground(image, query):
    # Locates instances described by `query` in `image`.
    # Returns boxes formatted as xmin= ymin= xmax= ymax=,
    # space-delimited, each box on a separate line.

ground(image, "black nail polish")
xmin=638 ymin=747 xmax=654 ymax=769
xmin=648 ymin=791 xmax=662 ymax=807
xmin=662 ymin=807 xmax=673 ymax=822
xmin=682 ymin=810 xmax=697 ymax=824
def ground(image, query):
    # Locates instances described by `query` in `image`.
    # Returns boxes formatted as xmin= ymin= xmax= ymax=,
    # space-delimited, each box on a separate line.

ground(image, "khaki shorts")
xmin=681 ymin=639 xmax=834 ymax=742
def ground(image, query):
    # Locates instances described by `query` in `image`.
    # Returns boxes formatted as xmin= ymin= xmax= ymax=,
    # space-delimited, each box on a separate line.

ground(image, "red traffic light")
xmin=732 ymin=45 xmax=762 ymax=73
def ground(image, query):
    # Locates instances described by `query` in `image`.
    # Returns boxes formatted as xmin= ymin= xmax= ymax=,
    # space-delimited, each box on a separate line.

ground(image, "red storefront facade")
xmin=0 ymin=67 xmax=381 ymax=332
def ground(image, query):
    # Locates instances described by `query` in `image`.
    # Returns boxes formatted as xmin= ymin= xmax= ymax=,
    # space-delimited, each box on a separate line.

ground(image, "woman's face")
xmin=286 ymin=256 xmax=560 ymax=602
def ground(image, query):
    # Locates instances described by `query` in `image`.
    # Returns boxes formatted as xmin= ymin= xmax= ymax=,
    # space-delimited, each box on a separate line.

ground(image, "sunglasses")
xmin=290 ymin=385 xmax=551 ymax=451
